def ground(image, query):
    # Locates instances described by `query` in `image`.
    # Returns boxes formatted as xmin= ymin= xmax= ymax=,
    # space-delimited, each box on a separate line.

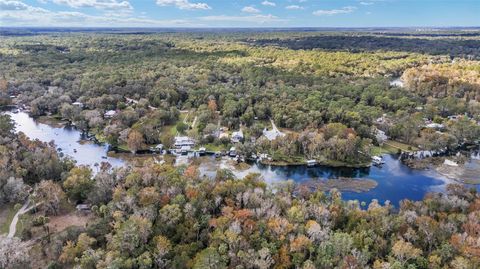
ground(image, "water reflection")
xmin=6 ymin=111 xmax=125 ymax=169
xmin=7 ymin=111 xmax=479 ymax=207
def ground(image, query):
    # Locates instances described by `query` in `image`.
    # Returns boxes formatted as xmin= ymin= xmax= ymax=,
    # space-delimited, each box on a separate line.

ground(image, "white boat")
xmin=372 ymin=156 xmax=385 ymax=166
xmin=306 ymin=159 xmax=317 ymax=167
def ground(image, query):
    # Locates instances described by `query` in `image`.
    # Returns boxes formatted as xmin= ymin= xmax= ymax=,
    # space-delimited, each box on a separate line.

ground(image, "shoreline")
xmin=260 ymin=159 xmax=372 ymax=168
xmin=12 ymin=110 xmax=377 ymax=170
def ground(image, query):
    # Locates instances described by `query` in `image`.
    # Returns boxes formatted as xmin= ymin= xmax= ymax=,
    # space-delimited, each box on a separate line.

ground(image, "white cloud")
xmin=313 ymin=6 xmax=356 ymax=16
xmin=0 ymin=0 xmax=29 ymax=10
xmin=241 ymin=6 xmax=260 ymax=13
xmin=156 ymin=0 xmax=210 ymax=10
xmin=50 ymin=0 xmax=133 ymax=10
xmin=285 ymin=5 xmax=303 ymax=10
xmin=199 ymin=14 xmax=286 ymax=23
xmin=0 ymin=1 xmax=196 ymax=26
xmin=261 ymin=1 xmax=275 ymax=7
xmin=358 ymin=0 xmax=385 ymax=5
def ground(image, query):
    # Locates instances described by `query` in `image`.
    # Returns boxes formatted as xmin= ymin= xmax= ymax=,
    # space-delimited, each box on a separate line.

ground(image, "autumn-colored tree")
xmin=154 ymin=235 xmax=172 ymax=268
xmin=33 ymin=180 xmax=66 ymax=215
xmin=0 ymin=79 xmax=7 ymax=93
xmin=138 ymin=186 xmax=160 ymax=206
xmin=184 ymin=165 xmax=200 ymax=180
xmin=59 ymin=233 xmax=96 ymax=264
xmin=392 ymin=239 xmax=422 ymax=264
xmin=110 ymin=216 xmax=152 ymax=255
xmin=208 ymin=99 xmax=218 ymax=113
xmin=127 ymin=129 xmax=145 ymax=153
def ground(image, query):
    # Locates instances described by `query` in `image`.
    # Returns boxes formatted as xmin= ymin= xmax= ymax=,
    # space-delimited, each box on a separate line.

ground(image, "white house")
xmin=174 ymin=136 xmax=195 ymax=149
xmin=104 ymin=110 xmax=117 ymax=118
xmin=425 ymin=123 xmax=445 ymax=130
xmin=374 ymin=128 xmax=388 ymax=144
xmin=263 ymin=127 xmax=285 ymax=141
xmin=231 ymin=130 xmax=244 ymax=143
xmin=72 ymin=101 xmax=84 ymax=108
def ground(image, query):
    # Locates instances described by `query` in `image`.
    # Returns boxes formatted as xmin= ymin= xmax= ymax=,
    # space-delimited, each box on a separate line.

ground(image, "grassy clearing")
xmin=15 ymin=212 xmax=31 ymax=237
xmin=199 ymin=143 xmax=228 ymax=152
xmin=371 ymin=145 xmax=399 ymax=155
xmin=117 ymin=143 xmax=130 ymax=152
xmin=0 ymin=203 xmax=17 ymax=235
xmin=383 ymin=140 xmax=418 ymax=152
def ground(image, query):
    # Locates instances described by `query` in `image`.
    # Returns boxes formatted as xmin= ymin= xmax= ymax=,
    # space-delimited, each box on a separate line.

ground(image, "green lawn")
xmin=371 ymin=145 xmax=399 ymax=156
xmin=117 ymin=143 xmax=130 ymax=152
xmin=383 ymin=140 xmax=419 ymax=152
xmin=198 ymin=143 xmax=228 ymax=152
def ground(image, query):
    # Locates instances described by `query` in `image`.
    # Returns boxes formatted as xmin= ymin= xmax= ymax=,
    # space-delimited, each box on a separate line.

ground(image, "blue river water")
xmin=7 ymin=111 xmax=477 ymax=208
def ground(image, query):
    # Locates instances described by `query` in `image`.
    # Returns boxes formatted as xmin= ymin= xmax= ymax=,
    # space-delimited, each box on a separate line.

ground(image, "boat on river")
xmin=372 ymin=156 xmax=385 ymax=166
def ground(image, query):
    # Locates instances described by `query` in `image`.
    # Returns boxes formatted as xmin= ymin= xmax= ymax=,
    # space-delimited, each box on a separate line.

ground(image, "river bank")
xmin=260 ymin=158 xmax=372 ymax=168
xmin=436 ymin=159 xmax=480 ymax=185
xmin=6 ymin=110 xmax=480 ymax=207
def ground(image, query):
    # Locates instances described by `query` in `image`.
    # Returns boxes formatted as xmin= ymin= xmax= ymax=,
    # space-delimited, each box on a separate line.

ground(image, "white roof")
xmin=444 ymin=159 xmax=459 ymax=167
xmin=105 ymin=110 xmax=116 ymax=116
xmin=263 ymin=128 xmax=285 ymax=141
xmin=175 ymin=136 xmax=194 ymax=142
xmin=232 ymin=130 xmax=243 ymax=137
xmin=426 ymin=123 xmax=444 ymax=129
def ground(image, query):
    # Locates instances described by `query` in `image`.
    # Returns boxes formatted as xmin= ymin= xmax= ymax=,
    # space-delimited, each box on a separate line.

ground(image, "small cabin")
xmin=263 ymin=127 xmax=285 ymax=141
xmin=104 ymin=110 xmax=117 ymax=118
xmin=231 ymin=130 xmax=244 ymax=143
xmin=76 ymin=204 xmax=91 ymax=212
xmin=374 ymin=128 xmax=388 ymax=144
xmin=72 ymin=101 xmax=84 ymax=108
xmin=425 ymin=123 xmax=445 ymax=130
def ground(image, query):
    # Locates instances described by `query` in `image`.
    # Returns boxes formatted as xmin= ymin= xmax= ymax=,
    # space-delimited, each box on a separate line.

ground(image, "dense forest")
xmin=1 ymin=31 xmax=479 ymax=165
xmin=1 ymin=114 xmax=480 ymax=268
xmin=1 ymin=29 xmax=480 ymax=268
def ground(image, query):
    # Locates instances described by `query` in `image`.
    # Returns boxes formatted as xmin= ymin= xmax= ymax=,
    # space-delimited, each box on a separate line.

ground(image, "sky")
xmin=0 ymin=0 xmax=479 ymax=28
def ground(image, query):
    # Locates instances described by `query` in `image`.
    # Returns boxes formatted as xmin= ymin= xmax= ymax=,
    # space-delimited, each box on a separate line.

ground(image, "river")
xmin=7 ymin=111 xmax=125 ymax=169
xmin=6 ymin=111 xmax=477 ymax=207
